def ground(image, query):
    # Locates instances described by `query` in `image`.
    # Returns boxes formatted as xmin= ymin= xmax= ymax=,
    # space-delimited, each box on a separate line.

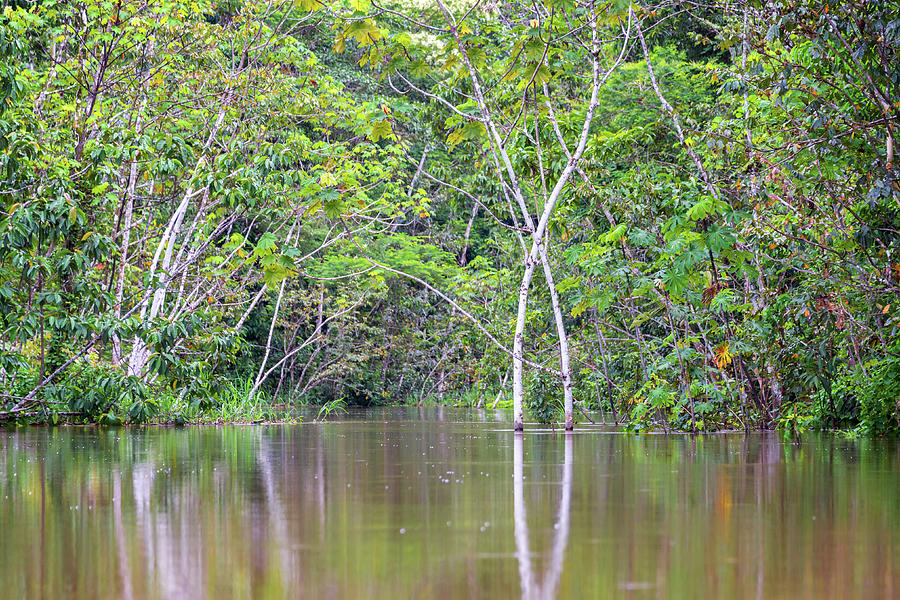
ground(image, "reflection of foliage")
xmin=3 ymin=424 xmax=900 ymax=596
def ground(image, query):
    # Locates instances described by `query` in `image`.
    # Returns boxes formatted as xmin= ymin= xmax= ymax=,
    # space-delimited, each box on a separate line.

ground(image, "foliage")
xmin=1 ymin=0 xmax=899 ymax=434
xmin=525 ymin=369 xmax=563 ymax=425
xmin=316 ymin=398 xmax=349 ymax=421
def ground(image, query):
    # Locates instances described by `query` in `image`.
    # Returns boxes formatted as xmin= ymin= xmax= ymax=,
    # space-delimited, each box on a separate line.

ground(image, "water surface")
xmin=1 ymin=408 xmax=899 ymax=599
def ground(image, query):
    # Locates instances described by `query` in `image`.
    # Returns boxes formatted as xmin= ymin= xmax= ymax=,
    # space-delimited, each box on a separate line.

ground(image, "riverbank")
xmin=0 ymin=384 xmax=295 ymax=427
xmin=0 ymin=385 xmax=886 ymax=439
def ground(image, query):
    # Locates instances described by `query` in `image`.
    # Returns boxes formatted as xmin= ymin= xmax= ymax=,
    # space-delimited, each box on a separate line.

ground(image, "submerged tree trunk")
xmin=537 ymin=241 xmax=575 ymax=429
xmin=435 ymin=1 xmax=627 ymax=430
xmin=513 ymin=251 xmax=539 ymax=430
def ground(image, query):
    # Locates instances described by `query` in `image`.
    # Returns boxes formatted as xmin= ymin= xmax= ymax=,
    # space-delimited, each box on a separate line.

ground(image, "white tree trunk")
xmin=126 ymin=181 xmax=202 ymax=377
xmin=538 ymin=247 xmax=575 ymax=429
xmin=126 ymin=94 xmax=230 ymax=377
xmin=253 ymin=277 xmax=288 ymax=400
xmin=513 ymin=251 xmax=539 ymax=430
xmin=112 ymin=150 xmax=139 ymax=366
xmin=252 ymin=220 xmax=300 ymax=400
xmin=434 ymin=0 xmax=620 ymax=430
xmin=513 ymin=235 xmax=574 ymax=429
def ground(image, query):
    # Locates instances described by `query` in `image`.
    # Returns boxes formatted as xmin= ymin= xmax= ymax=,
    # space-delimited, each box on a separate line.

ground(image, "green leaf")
xmin=466 ymin=47 xmax=487 ymax=69
xmin=344 ymin=20 xmax=381 ymax=46
xmin=91 ymin=182 xmax=109 ymax=195
xmin=253 ymin=232 xmax=278 ymax=257
xmin=447 ymin=121 xmax=485 ymax=148
xmin=523 ymin=38 xmax=545 ymax=61
xmin=295 ymin=0 xmax=320 ymax=12
xmin=395 ymin=33 xmax=412 ymax=48
xmin=369 ymin=119 xmax=394 ymax=142
xmin=603 ymin=223 xmax=627 ymax=244
xmin=710 ymin=288 xmax=736 ymax=313
xmin=324 ymin=197 xmax=346 ymax=218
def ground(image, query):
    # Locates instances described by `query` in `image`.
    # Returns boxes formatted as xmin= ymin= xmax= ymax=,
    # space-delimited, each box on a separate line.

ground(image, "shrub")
xmin=525 ymin=368 xmax=563 ymax=425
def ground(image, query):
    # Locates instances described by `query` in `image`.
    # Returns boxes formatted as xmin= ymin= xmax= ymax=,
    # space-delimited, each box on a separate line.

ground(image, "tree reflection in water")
xmin=3 ymin=411 xmax=900 ymax=599
xmin=514 ymin=433 xmax=573 ymax=600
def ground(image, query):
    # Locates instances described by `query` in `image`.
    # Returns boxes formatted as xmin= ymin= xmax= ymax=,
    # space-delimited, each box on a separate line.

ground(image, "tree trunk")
xmin=112 ymin=143 xmax=139 ymax=366
xmin=537 ymin=242 xmax=574 ymax=429
xmin=513 ymin=251 xmax=539 ymax=431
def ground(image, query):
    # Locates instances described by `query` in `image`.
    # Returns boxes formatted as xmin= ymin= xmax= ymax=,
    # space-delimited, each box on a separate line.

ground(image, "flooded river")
xmin=1 ymin=408 xmax=898 ymax=598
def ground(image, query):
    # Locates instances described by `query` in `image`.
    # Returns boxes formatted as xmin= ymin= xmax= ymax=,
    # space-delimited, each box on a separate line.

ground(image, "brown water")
xmin=1 ymin=408 xmax=899 ymax=599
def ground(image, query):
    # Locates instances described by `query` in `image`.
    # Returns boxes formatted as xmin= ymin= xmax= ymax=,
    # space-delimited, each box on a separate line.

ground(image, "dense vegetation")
xmin=1 ymin=0 xmax=898 ymax=433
